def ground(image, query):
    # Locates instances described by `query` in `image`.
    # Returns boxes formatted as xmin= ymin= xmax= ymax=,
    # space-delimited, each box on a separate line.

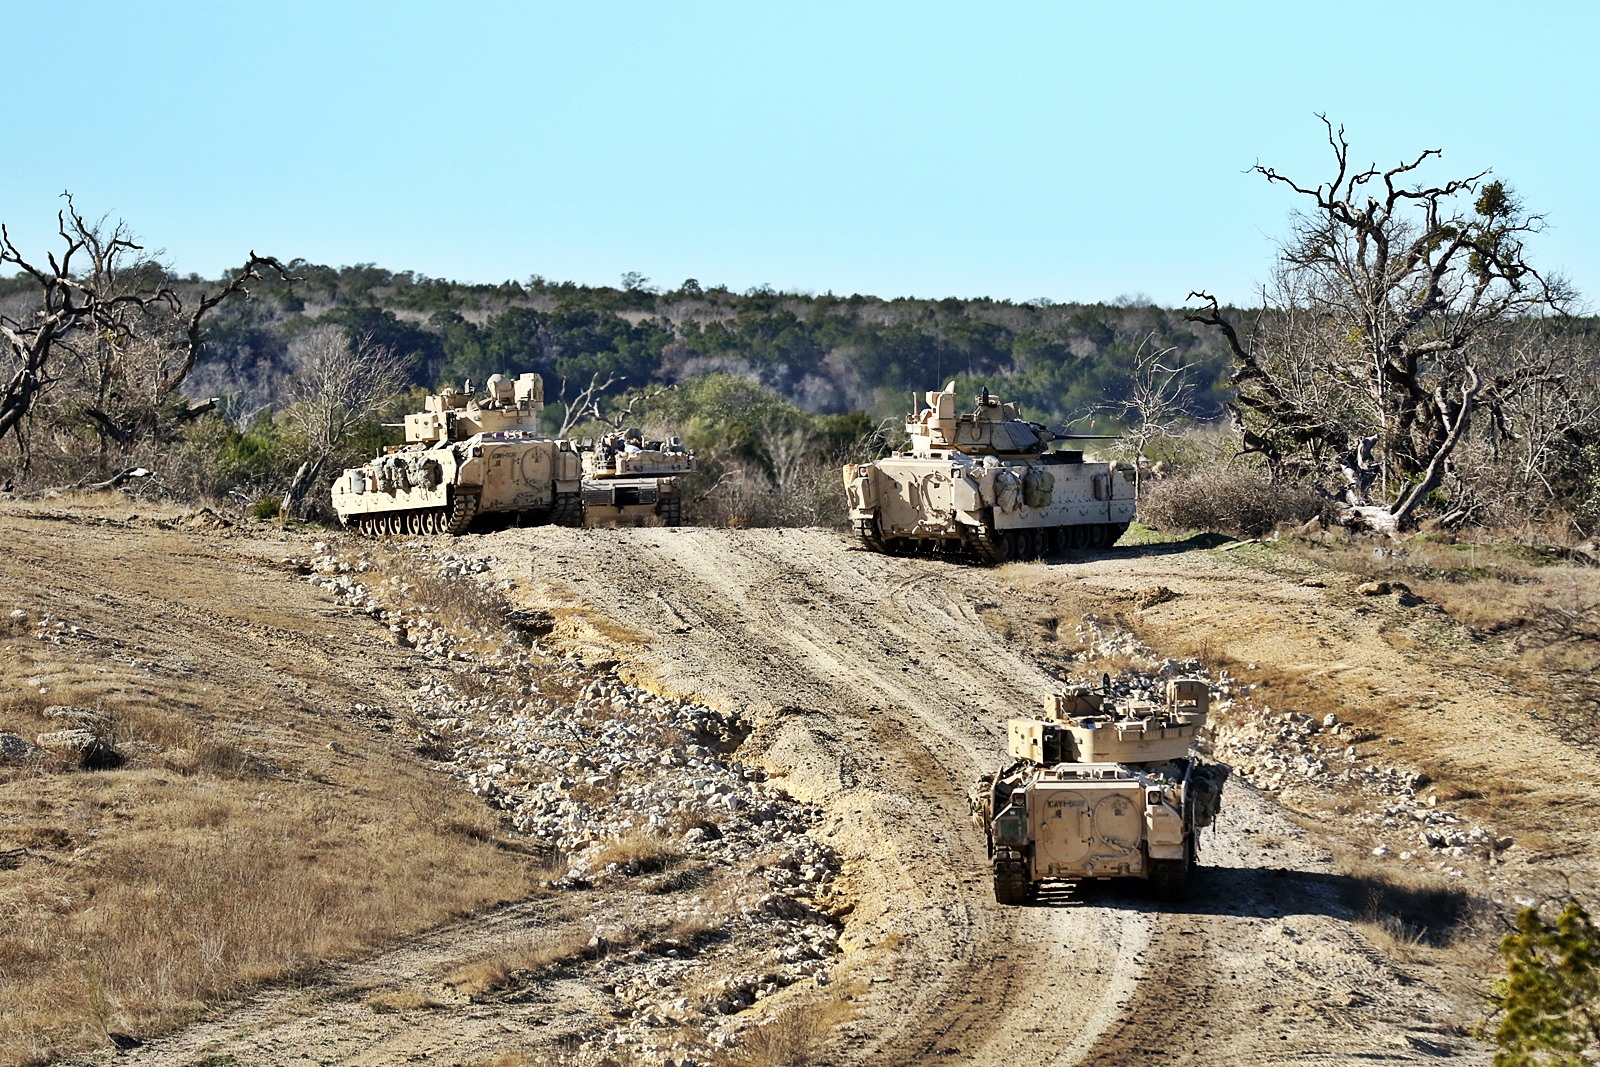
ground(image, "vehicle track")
xmin=506 ymin=526 xmax=1138 ymax=1063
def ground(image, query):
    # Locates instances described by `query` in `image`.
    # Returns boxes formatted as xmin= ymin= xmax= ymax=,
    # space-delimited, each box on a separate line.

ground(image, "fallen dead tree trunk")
xmin=20 ymin=466 xmax=153 ymax=498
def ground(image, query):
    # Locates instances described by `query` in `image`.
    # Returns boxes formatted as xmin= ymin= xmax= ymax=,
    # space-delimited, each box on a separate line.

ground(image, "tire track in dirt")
xmin=1077 ymin=785 xmax=1472 ymax=1066
xmin=16 ymin=513 xmax=1510 ymax=1065
xmin=85 ymin=896 xmax=627 ymax=1066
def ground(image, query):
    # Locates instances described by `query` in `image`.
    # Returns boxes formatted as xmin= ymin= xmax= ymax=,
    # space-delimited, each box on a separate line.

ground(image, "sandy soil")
xmin=32 ymin=514 xmax=1600 ymax=1066
xmin=492 ymin=525 xmax=1597 ymax=1065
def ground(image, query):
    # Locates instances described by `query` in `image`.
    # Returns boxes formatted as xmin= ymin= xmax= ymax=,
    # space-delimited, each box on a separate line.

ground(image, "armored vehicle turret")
xmin=842 ymin=383 xmax=1135 ymax=562
xmin=332 ymin=372 xmax=583 ymax=535
xmin=972 ymin=678 xmax=1227 ymax=903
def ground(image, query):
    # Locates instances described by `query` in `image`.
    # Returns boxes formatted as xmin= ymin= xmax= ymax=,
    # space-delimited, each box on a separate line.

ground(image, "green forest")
xmin=0 ymin=251 xmax=1247 ymax=526
xmin=166 ymin=264 xmax=1236 ymax=431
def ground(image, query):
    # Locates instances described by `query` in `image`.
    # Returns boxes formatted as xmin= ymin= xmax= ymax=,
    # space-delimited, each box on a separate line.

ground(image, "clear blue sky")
xmin=3 ymin=1 xmax=1596 ymax=308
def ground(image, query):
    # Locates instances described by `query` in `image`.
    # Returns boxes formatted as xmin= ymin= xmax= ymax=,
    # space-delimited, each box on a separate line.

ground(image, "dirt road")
xmin=49 ymin=516 xmax=1599 ymax=1065
xmin=497 ymin=527 xmax=1498 ymax=1065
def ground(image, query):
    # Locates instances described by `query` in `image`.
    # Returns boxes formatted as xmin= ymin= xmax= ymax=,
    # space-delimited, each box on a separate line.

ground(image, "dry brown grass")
xmin=1281 ymin=534 xmax=1600 ymax=747
xmin=366 ymin=987 xmax=442 ymax=1012
xmin=1283 ymin=535 xmax=1600 ymax=643
xmin=1141 ymin=468 xmax=1331 ymax=536
xmin=348 ymin=545 xmax=515 ymax=659
xmin=1232 ymin=663 xmax=1352 ymax=727
xmin=1327 ymin=845 xmax=1488 ymax=963
xmin=976 ymin=606 xmax=1014 ymax=642
xmin=443 ymin=955 xmax=515 ymax=1000
xmin=711 ymin=983 xmax=861 ymax=1067
xmin=0 ymin=774 xmax=540 ymax=1060
xmin=466 ymin=1053 xmax=543 ymax=1067
xmin=589 ymin=829 xmax=682 ymax=876
xmin=443 ymin=926 xmax=599 ymax=1000
xmin=0 ymin=508 xmax=548 ymax=1064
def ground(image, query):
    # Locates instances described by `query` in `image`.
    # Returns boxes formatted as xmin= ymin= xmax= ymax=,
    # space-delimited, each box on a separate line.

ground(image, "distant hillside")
xmin=175 ymin=263 xmax=1244 ymax=428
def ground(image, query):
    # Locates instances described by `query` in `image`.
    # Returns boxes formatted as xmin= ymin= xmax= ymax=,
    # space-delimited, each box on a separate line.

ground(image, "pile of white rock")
xmin=424 ymin=670 xmax=838 ymax=885
xmin=1209 ymin=708 xmax=1510 ymax=861
xmin=1073 ymin=615 xmax=1508 ymax=864
xmin=304 ymin=546 xmax=505 ymax=663
xmin=7 ymin=606 xmax=96 ymax=646
xmin=301 ymin=542 xmax=844 ymax=1063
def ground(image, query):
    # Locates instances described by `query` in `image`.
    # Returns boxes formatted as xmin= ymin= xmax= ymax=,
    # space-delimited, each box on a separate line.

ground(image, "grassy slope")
xmin=0 ymin=497 xmax=537 ymax=1064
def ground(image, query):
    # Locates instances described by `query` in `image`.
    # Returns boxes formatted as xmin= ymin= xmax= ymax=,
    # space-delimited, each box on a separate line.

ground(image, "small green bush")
xmin=1486 ymin=900 xmax=1600 ymax=1067
xmin=249 ymin=495 xmax=282 ymax=520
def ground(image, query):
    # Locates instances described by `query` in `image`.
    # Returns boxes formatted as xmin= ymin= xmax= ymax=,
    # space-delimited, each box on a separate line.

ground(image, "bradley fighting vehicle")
xmin=331 ymin=372 xmax=580 ymax=535
xmin=972 ymin=678 xmax=1227 ymax=903
xmin=842 ymin=383 xmax=1135 ymax=562
xmin=331 ymin=372 xmax=694 ymax=534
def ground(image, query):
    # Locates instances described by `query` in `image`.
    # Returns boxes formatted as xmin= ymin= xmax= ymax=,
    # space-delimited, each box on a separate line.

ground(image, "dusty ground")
xmin=9 ymin=506 xmax=1596 ymax=1065
xmin=498 ymin=525 xmax=1600 ymax=1066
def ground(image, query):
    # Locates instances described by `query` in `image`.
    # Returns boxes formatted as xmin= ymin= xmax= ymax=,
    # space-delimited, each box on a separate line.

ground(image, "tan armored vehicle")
xmin=331 ymin=372 xmax=583 ymax=535
xmin=972 ymin=678 xmax=1227 ymax=903
xmin=842 ymin=383 xmax=1135 ymax=562
xmin=580 ymin=429 xmax=696 ymax=526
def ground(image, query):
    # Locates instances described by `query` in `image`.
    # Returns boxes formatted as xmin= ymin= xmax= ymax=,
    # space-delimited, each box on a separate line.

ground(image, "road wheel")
xmin=857 ymin=512 xmax=886 ymax=552
xmin=1150 ymin=842 xmax=1194 ymax=903
xmin=551 ymin=491 xmax=582 ymax=527
xmin=964 ymin=525 xmax=1001 ymax=564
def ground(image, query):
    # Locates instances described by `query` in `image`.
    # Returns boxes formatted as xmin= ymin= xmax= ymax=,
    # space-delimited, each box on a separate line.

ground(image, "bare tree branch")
xmin=1188 ymin=127 xmax=1575 ymax=531
xmin=0 ymin=193 xmax=294 ymax=474
xmin=166 ymin=252 xmax=293 ymax=397
xmin=280 ymin=325 xmax=411 ymax=517
xmin=556 ymin=372 xmax=622 ymax=437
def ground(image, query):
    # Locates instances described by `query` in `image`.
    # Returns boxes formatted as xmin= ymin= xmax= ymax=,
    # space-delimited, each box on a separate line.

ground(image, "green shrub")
xmin=1486 ymin=900 xmax=1600 ymax=1067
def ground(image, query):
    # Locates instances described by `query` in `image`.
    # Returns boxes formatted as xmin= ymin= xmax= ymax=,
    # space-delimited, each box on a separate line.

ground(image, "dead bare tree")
xmin=1439 ymin=325 xmax=1600 ymax=527
xmin=280 ymin=326 xmax=411 ymax=516
xmin=759 ymin=420 xmax=820 ymax=496
xmin=1188 ymin=118 xmax=1575 ymax=535
xmin=0 ymin=193 xmax=289 ymax=474
xmin=1095 ymin=334 xmax=1211 ymax=497
xmin=556 ymin=372 xmax=622 ymax=437
xmin=1 ymin=199 xmax=166 ymax=462
xmin=553 ymin=372 xmax=682 ymax=443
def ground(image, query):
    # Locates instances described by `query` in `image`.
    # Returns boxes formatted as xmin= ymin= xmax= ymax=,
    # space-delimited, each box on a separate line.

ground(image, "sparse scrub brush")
xmin=1140 ymin=468 xmax=1329 ymax=536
